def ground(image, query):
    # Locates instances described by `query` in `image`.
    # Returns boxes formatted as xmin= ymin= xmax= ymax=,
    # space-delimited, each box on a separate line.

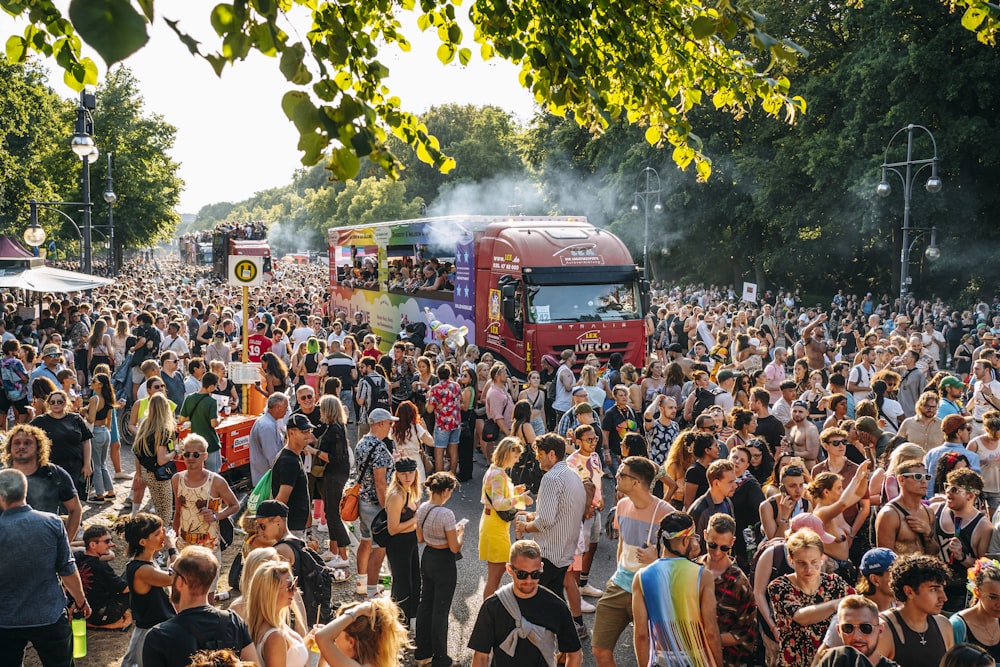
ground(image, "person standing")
xmin=30 ymin=388 xmax=93 ymax=500
xmin=897 ymin=392 xmax=945 ymax=454
xmin=354 ymin=408 xmax=397 ymax=598
xmin=383 ymin=457 xmax=422 ymax=625
xmin=171 ymin=434 xmax=240 ymax=601
xmin=970 ymin=359 xmax=1000 ymax=438
xmin=142 ymin=546 xmax=258 ymax=667
xmin=468 ymin=539 xmax=583 ymax=667
xmin=632 ymin=512 xmax=723 ymax=667
xmin=0 ymin=468 xmax=91 ymax=667
xmin=314 ymin=395 xmax=352 ymax=567
xmin=552 ymin=349 xmax=577 ymax=421
xmin=272 ymin=414 xmax=319 ymax=537
xmin=426 ymin=364 xmax=463 ymax=474
xmin=518 ymin=434 xmax=587 ymax=600
xmin=178 ymin=371 xmax=222 ymax=473
xmin=415 ymin=471 xmax=464 ymax=667
xmin=877 ymin=554 xmax=953 ymax=665
xmin=815 ymin=596 xmax=896 ymax=667
xmin=696 ymin=512 xmax=757 ymax=667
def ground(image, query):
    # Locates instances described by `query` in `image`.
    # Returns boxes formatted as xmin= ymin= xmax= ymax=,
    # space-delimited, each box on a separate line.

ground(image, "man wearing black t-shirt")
xmin=469 ymin=540 xmax=582 ymax=667
xmin=77 ymin=525 xmax=130 ymax=627
xmin=0 ymin=424 xmax=82 ymax=540
xmin=750 ymin=387 xmax=786 ymax=457
xmin=601 ymin=385 xmax=640 ymax=467
xmin=143 ymin=546 xmax=257 ymax=667
xmin=271 ymin=414 xmax=319 ymax=534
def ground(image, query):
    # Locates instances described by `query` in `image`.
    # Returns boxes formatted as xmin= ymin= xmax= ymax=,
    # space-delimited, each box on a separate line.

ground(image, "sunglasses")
xmin=900 ymin=472 xmax=932 ymax=481
xmin=705 ymin=425 xmax=719 ymax=432
xmin=151 ymin=384 xmax=165 ymax=390
xmin=511 ymin=567 xmax=543 ymax=580
xmin=285 ymin=576 xmax=299 ymax=592
xmin=946 ymin=486 xmax=973 ymax=495
xmin=182 ymin=451 xmax=204 ymax=459
xmin=839 ymin=623 xmax=875 ymax=635
xmin=582 ymin=437 xmax=599 ymax=444
xmin=828 ymin=440 xmax=848 ymax=447
xmin=706 ymin=542 xmax=732 ymax=552
xmin=48 ymin=399 xmax=65 ymax=405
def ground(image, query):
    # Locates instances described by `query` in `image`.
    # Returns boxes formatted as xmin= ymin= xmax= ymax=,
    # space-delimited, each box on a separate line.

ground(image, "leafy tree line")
xmin=191 ymin=0 xmax=998 ymax=304
xmin=0 ymin=62 xmax=182 ymax=265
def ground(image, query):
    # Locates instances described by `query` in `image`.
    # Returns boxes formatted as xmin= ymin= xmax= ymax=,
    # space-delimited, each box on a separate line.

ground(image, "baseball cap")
xmin=666 ymin=343 xmax=683 ymax=353
xmin=574 ymin=402 xmax=594 ymax=415
xmin=942 ymin=414 xmax=972 ymax=435
xmin=859 ymin=547 xmax=897 ymax=576
xmin=791 ymin=399 xmax=809 ymax=409
xmin=939 ymin=376 xmax=965 ymax=391
xmin=541 ymin=354 xmax=559 ymax=367
xmin=855 ymin=416 xmax=882 ymax=436
xmin=789 ymin=513 xmax=837 ymax=544
xmin=286 ymin=414 xmax=316 ymax=431
xmin=717 ymin=369 xmax=737 ymax=382
xmin=41 ymin=344 xmax=61 ymax=357
xmin=255 ymin=322 xmax=267 ymax=331
xmin=256 ymin=500 xmax=289 ymax=518
xmin=571 ymin=386 xmax=588 ymax=397
xmin=368 ymin=408 xmax=398 ymax=423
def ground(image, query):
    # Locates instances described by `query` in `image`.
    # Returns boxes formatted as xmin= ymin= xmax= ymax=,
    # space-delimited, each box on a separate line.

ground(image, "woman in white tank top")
xmin=247 ymin=561 xmax=309 ymax=667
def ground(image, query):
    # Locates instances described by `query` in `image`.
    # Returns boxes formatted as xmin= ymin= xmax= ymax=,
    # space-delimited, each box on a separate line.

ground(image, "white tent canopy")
xmin=0 ymin=266 xmax=113 ymax=292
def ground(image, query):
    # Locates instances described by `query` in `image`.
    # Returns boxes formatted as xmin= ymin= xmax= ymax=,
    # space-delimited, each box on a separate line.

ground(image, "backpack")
xmin=280 ymin=536 xmax=333 ymax=624
xmin=509 ymin=444 xmax=544 ymax=495
xmin=363 ymin=375 xmax=391 ymax=413
xmin=691 ymin=386 xmax=723 ymax=421
xmin=749 ymin=536 xmax=789 ymax=587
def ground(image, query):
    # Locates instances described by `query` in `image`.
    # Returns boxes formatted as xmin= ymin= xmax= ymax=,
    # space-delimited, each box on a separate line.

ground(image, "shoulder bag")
xmin=340 ymin=443 xmax=380 ymax=522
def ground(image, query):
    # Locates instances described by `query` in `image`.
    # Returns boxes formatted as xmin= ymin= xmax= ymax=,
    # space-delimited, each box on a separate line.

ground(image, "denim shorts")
xmin=359 ymin=499 xmax=382 ymax=541
xmin=433 ymin=427 xmax=460 ymax=448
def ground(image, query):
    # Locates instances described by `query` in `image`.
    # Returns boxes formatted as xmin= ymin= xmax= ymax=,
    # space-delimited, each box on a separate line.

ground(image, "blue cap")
xmin=860 ymin=548 xmax=897 ymax=576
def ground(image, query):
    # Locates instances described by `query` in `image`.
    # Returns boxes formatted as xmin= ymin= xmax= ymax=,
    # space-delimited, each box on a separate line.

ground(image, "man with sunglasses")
xmin=696 ymin=513 xmax=756 ymax=667
xmin=469 ymin=539 xmax=582 ymax=667
xmin=816 ymin=596 xmax=896 ymax=667
xmin=178 ymin=371 xmax=222 ymax=473
xmin=170 ymin=434 xmax=239 ymax=601
xmin=142 ymin=546 xmax=257 ymax=667
xmin=875 ymin=460 xmax=940 ymax=557
xmin=935 ymin=468 xmax=992 ymax=614
xmin=816 ymin=549 xmax=898 ymax=660
xmin=77 ymin=525 xmax=131 ymax=629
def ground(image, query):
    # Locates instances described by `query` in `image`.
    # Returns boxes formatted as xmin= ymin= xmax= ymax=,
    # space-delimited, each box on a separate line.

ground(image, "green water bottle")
xmin=72 ymin=612 xmax=87 ymax=659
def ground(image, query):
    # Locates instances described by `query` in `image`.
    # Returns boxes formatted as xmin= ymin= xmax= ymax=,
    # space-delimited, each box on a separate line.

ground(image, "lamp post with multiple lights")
xmin=876 ymin=124 xmax=942 ymax=310
xmin=631 ymin=167 xmax=663 ymax=279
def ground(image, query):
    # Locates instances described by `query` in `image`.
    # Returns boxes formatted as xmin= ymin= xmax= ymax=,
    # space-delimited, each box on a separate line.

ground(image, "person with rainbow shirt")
xmin=631 ymin=512 xmax=722 ymax=667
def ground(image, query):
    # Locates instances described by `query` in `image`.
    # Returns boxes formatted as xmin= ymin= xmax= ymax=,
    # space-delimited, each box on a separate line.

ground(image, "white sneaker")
xmin=328 ymin=556 xmax=351 ymax=569
xmin=320 ymin=550 xmax=336 ymax=562
xmin=579 ymin=584 xmax=604 ymax=598
xmin=114 ymin=472 xmax=132 ymax=480
xmin=580 ymin=599 xmax=596 ymax=613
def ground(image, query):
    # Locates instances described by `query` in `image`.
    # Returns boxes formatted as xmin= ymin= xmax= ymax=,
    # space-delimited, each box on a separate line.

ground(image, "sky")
xmin=2 ymin=5 xmax=537 ymax=214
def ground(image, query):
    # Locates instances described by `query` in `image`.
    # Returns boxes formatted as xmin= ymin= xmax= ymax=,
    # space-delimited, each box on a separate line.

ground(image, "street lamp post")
xmin=877 ymin=124 xmax=942 ymax=311
xmin=630 ymin=167 xmax=663 ymax=279
xmin=70 ymin=91 xmax=99 ymax=274
xmin=103 ymin=153 xmax=117 ymax=276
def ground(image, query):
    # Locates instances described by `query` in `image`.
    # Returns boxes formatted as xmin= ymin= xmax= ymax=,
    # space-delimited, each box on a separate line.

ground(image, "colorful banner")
xmin=454 ymin=233 xmax=475 ymax=315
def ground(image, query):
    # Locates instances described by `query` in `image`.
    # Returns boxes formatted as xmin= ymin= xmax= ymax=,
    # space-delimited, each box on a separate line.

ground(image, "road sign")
xmin=228 ymin=256 xmax=263 ymax=287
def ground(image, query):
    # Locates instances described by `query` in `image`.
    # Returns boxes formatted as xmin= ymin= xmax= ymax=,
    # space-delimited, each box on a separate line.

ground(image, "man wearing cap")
xmin=271 ymin=414 xmax=320 ymax=536
xmin=969 ymin=359 xmax=1000 ymax=438
xmin=320 ymin=339 xmax=357 ymax=419
xmin=253 ymin=500 xmax=315 ymax=623
xmin=246 ymin=321 xmax=272 ymax=363
xmin=27 ymin=344 xmax=65 ymax=400
xmin=855 ymin=416 xmax=893 ymax=461
xmin=897 ymin=392 xmax=945 ymax=453
xmin=817 ymin=549 xmax=898 ymax=659
xmin=937 ymin=376 xmax=967 ymax=419
xmin=925 ymin=414 xmax=981 ymax=495
xmin=557 ymin=386 xmax=591 ymax=438
xmin=714 ymin=369 xmax=738 ymax=417
xmin=353 ymin=407 xmax=396 ymax=598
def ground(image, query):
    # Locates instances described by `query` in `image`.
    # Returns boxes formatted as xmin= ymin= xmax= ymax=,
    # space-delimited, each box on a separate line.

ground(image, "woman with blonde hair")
xmin=383 ymin=458 xmax=422 ymax=624
xmin=133 ymin=393 xmax=177 ymax=523
xmin=312 ymin=598 xmax=411 ymax=667
xmin=247 ymin=560 xmax=309 ymax=667
xmin=664 ymin=429 xmax=696 ymax=509
xmin=230 ymin=546 xmax=279 ymax=621
xmin=479 ymin=437 xmax=533 ymax=599
xmin=316 ymin=395 xmax=352 ymax=567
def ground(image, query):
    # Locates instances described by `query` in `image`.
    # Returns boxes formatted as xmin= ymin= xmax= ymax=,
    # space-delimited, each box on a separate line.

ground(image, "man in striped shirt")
xmin=519 ymin=433 xmax=586 ymax=600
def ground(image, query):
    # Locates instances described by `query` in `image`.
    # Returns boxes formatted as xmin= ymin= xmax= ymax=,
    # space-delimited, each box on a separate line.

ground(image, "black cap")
xmin=395 ymin=457 xmax=418 ymax=473
xmin=256 ymin=500 xmax=289 ymax=518
xmin=286 ymin=414 xmax=315 ymax=431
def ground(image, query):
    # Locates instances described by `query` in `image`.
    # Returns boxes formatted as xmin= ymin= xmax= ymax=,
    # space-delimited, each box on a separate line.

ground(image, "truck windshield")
xmin=526 ymin=282 xmax=641 ymax=323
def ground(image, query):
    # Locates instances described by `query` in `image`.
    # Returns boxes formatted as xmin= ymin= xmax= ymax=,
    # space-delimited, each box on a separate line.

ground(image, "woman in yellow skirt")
xmin=479 ymin=436 xmax=533 ymax=599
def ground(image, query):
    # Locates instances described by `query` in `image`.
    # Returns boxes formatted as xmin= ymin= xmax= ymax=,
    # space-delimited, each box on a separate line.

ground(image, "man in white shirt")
xmin=290 ymin=314 xmax=314 ymax=350
xmin=159 ymin=321 xmax=191 ymax=368
xmin=552 ymin=349 xmax=577 ymax=419
xmin=848 ymin=347 xmax=876 ymax=404
xmin=970 ymin=359 xmax=1000 ymax=438
xmin=326 ymin=320 xmax=347 ymax=347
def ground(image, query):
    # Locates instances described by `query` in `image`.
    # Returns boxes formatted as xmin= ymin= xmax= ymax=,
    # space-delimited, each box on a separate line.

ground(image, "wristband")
xmin=167 ymin=547 xmax=179 ymax=556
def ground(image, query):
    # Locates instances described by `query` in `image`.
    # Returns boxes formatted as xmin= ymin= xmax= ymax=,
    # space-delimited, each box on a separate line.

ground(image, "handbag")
xmin=340 ymin=443 xmax=379 ymax=522
xmin=152 ymin=460 xmax=177 ymax=481
xmin=484 ymin=489 xmax=519 ymax=523
xmin=370 ymin=508 xmax=390 ymax=547
xmin=246 ymin=468 xmax=274 ymax=517
xmin=219 ymin=515 xmax=235 ymax=551
xmin=481 ymin=418 xmax=501 ymax=444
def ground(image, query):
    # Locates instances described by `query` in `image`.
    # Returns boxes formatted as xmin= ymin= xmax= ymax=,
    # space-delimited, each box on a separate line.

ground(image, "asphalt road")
xmin=421 ymin=451 xmax=639 ymax=667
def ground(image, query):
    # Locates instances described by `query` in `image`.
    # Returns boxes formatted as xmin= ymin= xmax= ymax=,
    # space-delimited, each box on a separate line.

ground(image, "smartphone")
xmin=456 ymin=518 xmax=469 ymax=529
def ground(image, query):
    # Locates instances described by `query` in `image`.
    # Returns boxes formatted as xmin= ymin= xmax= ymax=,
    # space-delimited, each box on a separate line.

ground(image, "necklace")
xmin=918 ymin=631 xmax=927 ymax=646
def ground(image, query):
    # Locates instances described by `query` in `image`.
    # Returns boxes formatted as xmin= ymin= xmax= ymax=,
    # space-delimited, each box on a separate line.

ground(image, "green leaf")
xmin=962 ymin=6 xmax=988 ymax=31
xmin=165 ymin=19 xmax=203 ymax=56
xmin=281 ymin=90 xmax=319 ymax=134
xmin=5 ymin=35 xmax=26 ymax=62
xmin=279 ymin=42 xmax=312 ymax=84
xmin=691 ymin=16 xmax=717 ymax=40
xmin=211 ymin=4 xmax=237 ymax=36
xmin=457 ymin=47 xmax=471 ymax=65
xmin=437 ymin=43 xmax=455 ymax=64
xmin=136 ymin=0 xmax=154 ymax=22
xmin=68 ymin=0 xmax=149 ymax=65
xmin=644 ymin=125 xmax=662 ymax=145
xmin=329 ymin=146 xmax=360 ymax=180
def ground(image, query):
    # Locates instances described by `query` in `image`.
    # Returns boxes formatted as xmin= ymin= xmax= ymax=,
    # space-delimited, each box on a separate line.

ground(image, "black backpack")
xmin=509 ymin=445 xmax=544 ymax=495
xmin=363 ymin=375 xmax=391 ymax=413
xmin=280 ymin=536 xmax=333 ymax=624
xmin=691 ymin=386 xmax=722 ymax=421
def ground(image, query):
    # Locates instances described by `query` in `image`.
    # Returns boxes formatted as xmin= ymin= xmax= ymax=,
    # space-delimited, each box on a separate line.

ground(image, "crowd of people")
xmin=5 ymin=251 xmax=1000 ymax=667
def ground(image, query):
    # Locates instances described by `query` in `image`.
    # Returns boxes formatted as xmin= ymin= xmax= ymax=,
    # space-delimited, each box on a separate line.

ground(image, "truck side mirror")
xmin=501 ymin=283 xmax=518 ymax=320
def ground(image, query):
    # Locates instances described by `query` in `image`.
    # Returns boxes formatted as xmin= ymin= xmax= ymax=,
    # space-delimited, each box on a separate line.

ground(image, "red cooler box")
xmin=176 ymin=413 xmax=258 ymax=477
